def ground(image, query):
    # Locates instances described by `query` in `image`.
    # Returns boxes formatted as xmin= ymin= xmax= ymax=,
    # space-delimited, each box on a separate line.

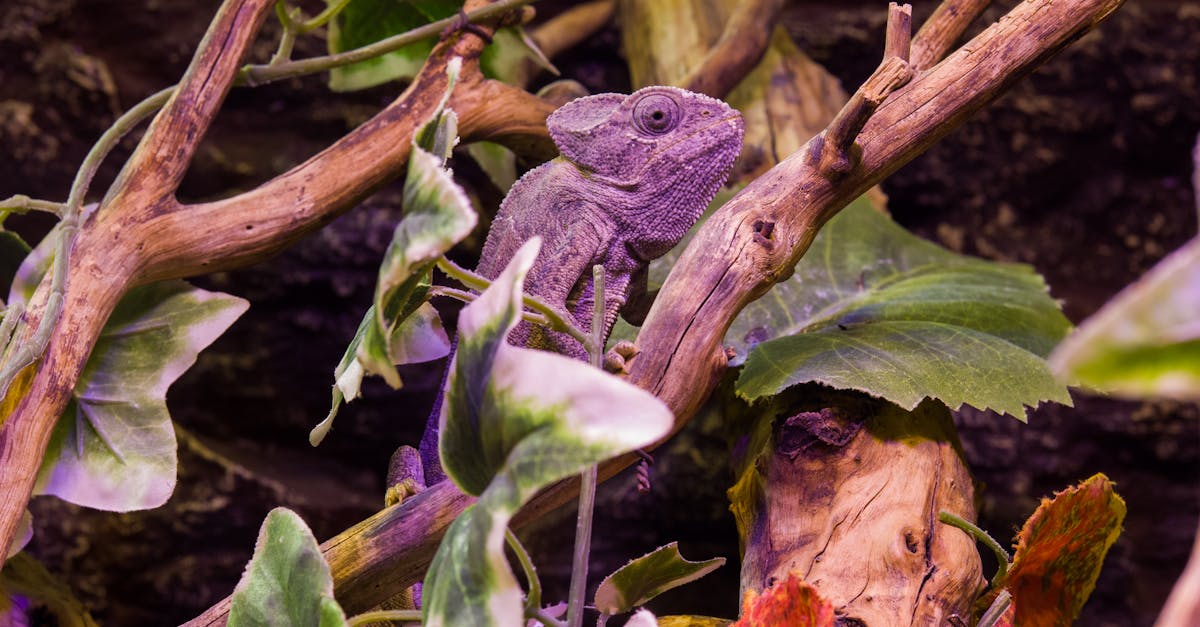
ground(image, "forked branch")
xmin=186 ymin=0 xmax=1126 ymax=621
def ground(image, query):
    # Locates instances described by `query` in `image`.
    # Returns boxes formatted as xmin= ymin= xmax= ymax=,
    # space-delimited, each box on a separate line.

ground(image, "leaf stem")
xmin=345 ymin=609 xmax=423 ymax=626
xmin=939 ymin=511 xmax=1010 ymax=582
xmin=269 ymin=1 xmax=301 ymax=65
xmin=0 ymin=195 xmax=66 ymax=221
xmin=506 ymin=527 xmax=543 ymax=612
xmin=299 ymin=0 xmax=353 ymax=33
xmin=435 ymin=257 xmax=594 ymax=352
xmin=239 ymin=0 xmax=537 ymax=86
xmin=566 ymin=265 xmax=605 ymax=627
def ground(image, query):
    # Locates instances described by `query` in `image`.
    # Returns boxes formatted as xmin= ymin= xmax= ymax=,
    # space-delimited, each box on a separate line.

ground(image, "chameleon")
xmin=402 ymin=85 xmax=745 ymax=489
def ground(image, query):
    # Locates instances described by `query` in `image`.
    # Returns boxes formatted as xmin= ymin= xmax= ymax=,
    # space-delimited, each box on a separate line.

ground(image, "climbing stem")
xmin=0 ymin=196 xmax=66 ymax=221
xmin=507 ymin=528 xmax=543 ymax=613
xmin=939 ymin=511 xmax=1010 ymax=582
xmin=239 ymin=0 xmax=537 ymax=85
xmin=435 ymin=257 xmax=594 ymax=352
xmin=566 ymin=264 xmax=605 ymax=627
xmin=0 ymin=86 xmax=174 ymax=399
xmin=300 ymin=0 xmax=353 ymax=32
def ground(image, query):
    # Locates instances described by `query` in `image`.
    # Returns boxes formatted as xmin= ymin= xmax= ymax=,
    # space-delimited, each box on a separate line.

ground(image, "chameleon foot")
xmin=385 ymin=445 xmax=427 ymax=507
xmin=603 ymin=340 xmax=641 ymax=374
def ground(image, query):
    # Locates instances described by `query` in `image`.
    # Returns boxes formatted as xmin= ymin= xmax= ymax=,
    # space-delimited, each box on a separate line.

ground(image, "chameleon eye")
xmin=633 ymin=93 xmax=681 ymax=135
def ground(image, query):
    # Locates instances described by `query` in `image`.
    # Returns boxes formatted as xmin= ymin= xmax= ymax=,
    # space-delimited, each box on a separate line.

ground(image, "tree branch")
xmin=0 ymin=0 xmax=554 ymax=559
xmin=185 ymin=0 xmax=1127 ymax=621
xmin=910 ymin=0 xmax=993 ymax=71
xmin=679 ymin=0 xmax=785 ymax=99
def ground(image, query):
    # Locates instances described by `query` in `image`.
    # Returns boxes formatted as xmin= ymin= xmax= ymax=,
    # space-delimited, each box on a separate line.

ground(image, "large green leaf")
xmin=229 ymin=508 xmax=346 ymax=627
xmin=423 ymin=238 xmax=674 ymax=627
xmin=326 ymin=0 xmax=458 ymax=92
xmin=594 ymin=542 xmax=725 ymax=615
xmin=326 ymin=0 xmax=550 ymax=92
xmin=1049 ymin=236 xmax=1200 ymax=400
xmin=735 ymin=198 xmax=1072 ymax=419
xmin=33 ymin=281 xmax=247 ymax=511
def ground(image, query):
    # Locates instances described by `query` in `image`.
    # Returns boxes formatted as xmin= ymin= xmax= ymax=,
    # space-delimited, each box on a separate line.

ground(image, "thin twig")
xmin=566 ymin=265 xmax=604 ymax=627
xmin=345 ymin=609 xmax=422 ymax=626
xmin=239 ymin=0 xmax=537 ymax=86
xmin=435 ymin=257 xmax=593 ymax=352
xmin=0 ymin=196 xmax=66 ymax=220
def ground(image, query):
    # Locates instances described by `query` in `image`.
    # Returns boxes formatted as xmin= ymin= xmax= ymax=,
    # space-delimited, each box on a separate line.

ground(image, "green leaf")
xmin=1049 ymin=236 xmax=1200 ymax=400
xmin=423 ymin=239 xmax=674 ymax=627
xmin=594 ymin=542 xmax=725 ymax=615
xmin=735 ymin=198 xmax=1072 ymax=419
xmin=479 ymin=27 xmax=559 ymax=86
xmin=229 ymin=508 xmax=347 ymax=627
xmin=326 ymin=0 xmax=459 ymax=92
xmin=0 ymin=231 xmax=30 ymax=300
xmin=7 ymin=223 xmax=58 ymax=306
xmin=33 ymin=281 xmax=247 ymax=511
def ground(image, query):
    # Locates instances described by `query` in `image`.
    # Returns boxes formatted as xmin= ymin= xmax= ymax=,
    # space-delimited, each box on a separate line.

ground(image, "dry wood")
xmin=885 ymin=3 xmax=914 ymax=62
xmin=678 ymin=0 xmax=785 ymax=99
xmin=188 ymin=0 xmax=1126 ymax=621
xmin=530 ymin=0 xmax=615 ymax=59
xmin=736 ymin=399 xmax=982 ymax=624
xmin=0 ymin=0 xmax=556 ymax=558
xmin=910 ymin=0 xmax=993 ymax=71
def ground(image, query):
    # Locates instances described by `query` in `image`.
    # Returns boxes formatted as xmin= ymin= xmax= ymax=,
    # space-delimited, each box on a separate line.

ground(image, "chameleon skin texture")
xmin=414 ymin=86 xmax=745 ymax=486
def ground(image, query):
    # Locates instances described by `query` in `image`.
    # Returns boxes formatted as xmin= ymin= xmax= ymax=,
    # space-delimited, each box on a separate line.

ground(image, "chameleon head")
xmin=548 ymin=86 xmax=745 ymax=259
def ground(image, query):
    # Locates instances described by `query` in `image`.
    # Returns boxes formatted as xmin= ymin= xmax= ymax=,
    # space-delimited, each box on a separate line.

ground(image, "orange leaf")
xmin=732 ymin=571 xmax=834 ymax=627
xmin=1003 ymin=473 xmax=1126 ymax=627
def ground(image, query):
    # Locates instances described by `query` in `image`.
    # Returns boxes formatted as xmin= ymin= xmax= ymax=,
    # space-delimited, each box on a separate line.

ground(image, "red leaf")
xmin=732 ymin=571 xmax=835 ymax=627
xmin=1003 ymin=473 xmax=1126 ymax=627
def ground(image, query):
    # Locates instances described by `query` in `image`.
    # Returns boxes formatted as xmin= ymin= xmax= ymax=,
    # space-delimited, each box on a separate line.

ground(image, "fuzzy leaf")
xmin=1049 ymin=236 xmax=1200 ymax=400
xmin=326 ymin=0 xmax=458 ymax=92
xmin=594 ymin=542 xmax=725 ymax=615
xmin=318 ymin=66 xmax=472 ymax=444
xmin=732 ymin=571 xmax=834 ymax=627
xmin=1001 ymin=474 xmax=1125 ymax=627
xmin=33 ymin=281 xmax=247 ymax=511
xmin=423 ymin=239 xmax=673 ymax=627
xmin=735 ymin=198 xmax=1072 ymax=419
xmin=0 ymin=231 xmax=30 ymax=299
xmin=229 ymin=508 xmax=346 ymax=627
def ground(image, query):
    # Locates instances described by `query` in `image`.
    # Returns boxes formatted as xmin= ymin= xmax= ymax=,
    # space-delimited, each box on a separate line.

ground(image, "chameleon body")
xmin=410 ymin=85 xmax=744 ymax=487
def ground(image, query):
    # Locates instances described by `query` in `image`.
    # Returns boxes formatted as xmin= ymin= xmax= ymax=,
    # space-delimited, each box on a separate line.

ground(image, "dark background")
xmin=2 ymin=0 xmax=1197 ymax=625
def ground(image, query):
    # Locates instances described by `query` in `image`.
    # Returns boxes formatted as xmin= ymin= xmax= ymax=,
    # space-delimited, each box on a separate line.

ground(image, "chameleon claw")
xmin=603 ymin=340 xmax=640 ymax=374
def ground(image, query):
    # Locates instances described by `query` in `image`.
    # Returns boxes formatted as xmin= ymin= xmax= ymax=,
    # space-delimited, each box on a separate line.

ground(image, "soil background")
xmin=1 ymin=0 xmax=1198 ymax=625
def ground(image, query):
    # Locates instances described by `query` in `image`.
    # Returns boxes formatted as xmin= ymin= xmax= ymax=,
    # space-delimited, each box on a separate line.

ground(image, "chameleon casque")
xmin=407 ymin=85 xmax=745 ymax=488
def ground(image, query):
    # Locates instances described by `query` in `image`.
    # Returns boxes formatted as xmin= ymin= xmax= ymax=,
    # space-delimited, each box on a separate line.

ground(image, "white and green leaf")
xmin=594 ymin=542 xmax=725 ymax=616
xmin=735 ymin=198 xmax=1072 ymax=419
xmin=1049 ymin=236 xmax=1200 ymax=400
xmin=317 ymin=63 xmax=474 ymax=444
xmin=33 ymin=281 xmax=247 ymax=511
xmin=423 ymin=239 xmax=674 ymax=627
xmin=228 ymin=508 xmax=347 ymax=627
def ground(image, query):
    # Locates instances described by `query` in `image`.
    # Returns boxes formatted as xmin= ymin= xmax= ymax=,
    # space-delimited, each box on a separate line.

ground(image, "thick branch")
xmin=188 ymin=0 xmax=1126 ymax=621
xmin=910 ymin=0 xmax=993 ymax=71
xmin=679 ymin=0 xmax=785 ymax=99
xmin=530 ymin=0 xmax=615 ymax=60
xmin=0 ymin=0 xmax=554 ymax=560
